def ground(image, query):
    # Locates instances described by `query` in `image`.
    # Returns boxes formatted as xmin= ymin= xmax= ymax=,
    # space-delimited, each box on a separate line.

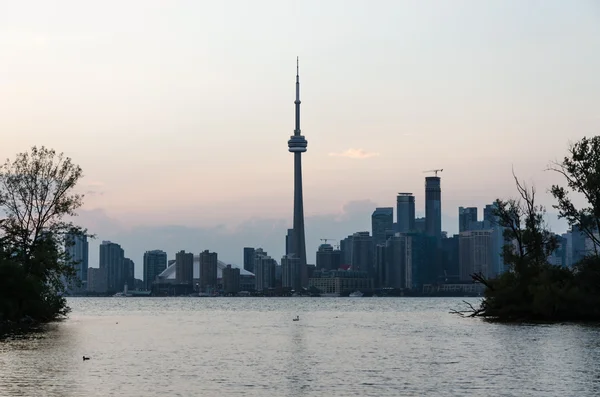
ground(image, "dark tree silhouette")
xmin=0 ymin=146 xmax=89 ymax=326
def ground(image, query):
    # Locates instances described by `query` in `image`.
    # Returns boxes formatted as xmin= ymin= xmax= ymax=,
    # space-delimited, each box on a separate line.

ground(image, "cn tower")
xmin=287 ymin=57 xmax=308 ymax=278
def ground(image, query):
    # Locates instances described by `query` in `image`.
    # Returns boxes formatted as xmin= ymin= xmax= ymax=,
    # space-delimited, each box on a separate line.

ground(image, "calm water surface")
xmin=1 ymin=297 xmax=599 ymax=396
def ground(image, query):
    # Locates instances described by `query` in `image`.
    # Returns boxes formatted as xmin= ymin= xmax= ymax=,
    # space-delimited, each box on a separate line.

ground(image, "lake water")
xmin=1 ymin=297 xmax=599 ymax=396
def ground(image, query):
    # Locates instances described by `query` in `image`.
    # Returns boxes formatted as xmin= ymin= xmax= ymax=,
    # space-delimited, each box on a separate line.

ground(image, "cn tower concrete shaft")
xmin=287 ymin=57 xmax=308 ymax=281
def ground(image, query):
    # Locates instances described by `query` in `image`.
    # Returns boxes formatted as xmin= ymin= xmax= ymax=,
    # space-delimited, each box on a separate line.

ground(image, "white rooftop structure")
xmin=157 ymin=254 xmax=254 ymax=280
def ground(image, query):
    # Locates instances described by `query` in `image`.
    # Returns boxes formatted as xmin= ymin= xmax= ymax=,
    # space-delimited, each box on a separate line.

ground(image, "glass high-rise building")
xmin=243 ymin=247 xmax=255 ymax=274
xmin=396 ymin=193 xmax=415 ymax=233
xmin=459 ymin=207 xmax=478 ymax=232
xmin=371 ymin=207 xmax=394 ymax=247
xmin=199 ymin=250 xmax=218 ymax=292
xmin=65 ymin=233 xmax=89 ymax=291
xmin=425 ymin=177 xmax=442 ymax=240
xmin=99 ymin=240 xmax=125 ymax=293
xmin=143 ymin=250 xmax=167 ymax=290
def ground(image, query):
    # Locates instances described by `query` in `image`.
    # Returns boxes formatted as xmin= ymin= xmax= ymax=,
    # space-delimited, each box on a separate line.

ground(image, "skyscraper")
xmin=99 ymin=240 xmax=125 ymax=293
xmin=396 ymin=193 xmax=415 ymax=233
xmin=175 ymin=250 xmax=194 ymax=285
xmin=425 ymin=176 xmax=442 ymax=240
xmin=65 ymin=233 xmax=89 ymax=291
xmin=287 ymin=58 xmax=308 ymax=286
xmin=243 ymin=247 xmax=255 ymax=273
xmin=143 ymin=250 xmax=167 ymax=290
xmin=351 ymin=232 xmax=374 ymax=277
xmin=459 ymin=207 xmax=478 ymax=232
xmin=371 ymin=207 xmax=394 ymax=247
xmin=315 ymin=244 xmax=342 ymax=271
xmin=199 ymin=250 xmax=218 ymax=292
xmin=123 ymin=257 xmax=135 ymax=289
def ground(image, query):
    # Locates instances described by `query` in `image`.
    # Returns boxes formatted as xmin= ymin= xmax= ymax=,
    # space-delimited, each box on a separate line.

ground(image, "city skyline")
xmin=2 ymin=1 xmax=598 ymax=276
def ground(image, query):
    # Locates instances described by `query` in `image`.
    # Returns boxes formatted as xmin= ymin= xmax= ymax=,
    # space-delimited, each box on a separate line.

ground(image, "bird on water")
xmin=83 ymin=356 xmax=90 ymax=361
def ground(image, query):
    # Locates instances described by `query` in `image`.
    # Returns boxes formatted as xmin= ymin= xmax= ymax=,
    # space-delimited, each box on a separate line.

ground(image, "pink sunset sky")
xmin=2 ymin=0 xmax=599 ymax=275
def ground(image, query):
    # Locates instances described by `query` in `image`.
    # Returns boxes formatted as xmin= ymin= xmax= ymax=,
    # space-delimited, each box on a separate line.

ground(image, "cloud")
xmin=328 ymin=148 xmax=380 ymax=159
xmin=84 ymin=181 xmax=105 ymax=188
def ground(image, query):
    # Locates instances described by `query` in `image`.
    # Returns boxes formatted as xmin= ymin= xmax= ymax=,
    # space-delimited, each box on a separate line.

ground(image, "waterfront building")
xmin=315 ymin=243 xmax=341 ymax=271
xmin=222 ymin=265 xmax=240 ymax=294
xmin=200 ymin=250 xmax=218 ymax=293
xmin=99 ymin=241 xmax=125 ymax=293
xmin=308 ymin=269 xmax=373 ymax=295
xmin=143 ymin=250 xmax=167 ymax=290
xmin=459 ymin=230 xmax=494 ymax=281
xmin=281 ymin=254 xmax=301 ymax=290
xmin=65 ymin=233 xmax=89 ymax=292
xmin=243 ymin=247 xmax=255 ymax=273
xmin=175 ymin=250 xmax=194 ymax=285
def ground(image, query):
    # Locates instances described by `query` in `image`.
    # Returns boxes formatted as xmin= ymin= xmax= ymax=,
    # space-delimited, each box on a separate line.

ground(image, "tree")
xmin=550 ymin=136 xmax=600 ymax=256
xmin=0 ymin=146 xmax=88 ymax=323
xmin=456 ymin=172 xmax=560 ymax=320
xmin=494 ymin=172 xmax=559 ymax=277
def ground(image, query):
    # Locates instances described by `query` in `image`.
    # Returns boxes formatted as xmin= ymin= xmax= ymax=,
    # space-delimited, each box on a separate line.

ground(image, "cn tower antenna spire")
xmin=294 ymin=56 xmax=301 ymax=136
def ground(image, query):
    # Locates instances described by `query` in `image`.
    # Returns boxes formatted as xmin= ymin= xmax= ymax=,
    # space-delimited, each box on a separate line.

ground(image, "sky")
xmin=1 ymin=1 xmax=599 ymax=277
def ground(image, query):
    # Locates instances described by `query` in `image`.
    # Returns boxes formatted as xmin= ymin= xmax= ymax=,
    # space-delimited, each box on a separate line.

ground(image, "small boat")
xmin=349 ymin=291 xmax=363 ymax=297
xmin=292 ymin=316 xmax=300 ymax=321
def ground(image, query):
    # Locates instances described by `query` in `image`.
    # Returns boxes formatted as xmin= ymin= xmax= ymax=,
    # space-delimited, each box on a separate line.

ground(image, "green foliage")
xmin=550 ymin=135 xmax=600 ymax=254
xmin=0 ymin=146 xmax=87 ymax=328
xmin=467 ymin=136 xmax=600 ymax=322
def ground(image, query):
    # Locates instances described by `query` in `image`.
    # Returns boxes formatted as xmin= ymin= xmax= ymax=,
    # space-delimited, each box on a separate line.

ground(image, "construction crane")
xmin=320 ymin=238 xmax=337 ymax=245
xmin=423 ymin=169 xmax=444 ymax=177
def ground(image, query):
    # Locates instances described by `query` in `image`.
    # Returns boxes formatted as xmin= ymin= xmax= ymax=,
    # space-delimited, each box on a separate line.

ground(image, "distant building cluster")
xmin=60 ymin=62 xmax=591 ymax=298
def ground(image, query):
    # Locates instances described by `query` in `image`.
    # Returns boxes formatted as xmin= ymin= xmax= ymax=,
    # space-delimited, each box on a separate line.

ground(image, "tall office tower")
xmin=459 ymin=207 xmax=478 ymax=232
xmin=316 ymin=243 xmax=342 ymax=271
xmin=340 ymin=235 xmax=353 ymax=265
xmin=351 ymin=232 xmax=374 ymax=277
xmin=396 ymin=193 xmax=416 ymax=233
xmin=199 ymin=250 xmax=218 ymax=292
xmin=440 ymin=235 xmax=460 ymax=282
xmin=459 ymin=230 xmax=494 ymax=281
xmin=65 ymin=233 xmax=89 ymax=291
xmin=223 ymin=265 xmax=240 ymax=294
xmin=143 ymin=250 xmax=167 ymax=290
xmin=243 ymin=247 xmax=255 ymax=274
xmin=287 ymin=58 xmax=308 ymax=285
xmin=123 ymin=258 xmax=135 ymax=289
xmin=371 ymin=207 xmax=394 ymax=247
xmin=99 ymin=241 xmax=125 ymax=293
xmin=281 ymin=254 xmax=301 ymax=290
xmin=175 ymin=250 xmax=194 ymax=284
xmin=254 ymin=250 xmax=276 ymax=291
xmin=285 ymin=229 xmax=294 ymax=256
xmin=425 ymin=176 xmax=442 ymax=240
xmin=382 ymin=235 xmax=412 ymax=289
xmin=87 ymin=267 xmax=107 ymax=293
xmin=483 ymin=203 xmax=498 ymax=226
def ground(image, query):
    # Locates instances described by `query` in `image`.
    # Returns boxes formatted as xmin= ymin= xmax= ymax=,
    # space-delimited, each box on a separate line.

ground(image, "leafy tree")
xmin=549 ymin=136 xmax=600 ymax=255
xmin=0 ymin=146 xmax=89 ymax=324
xmin=459 ymin=173 xmax=560 ymax=320
xmin=493 ymin=172 xmax=559 ymax=277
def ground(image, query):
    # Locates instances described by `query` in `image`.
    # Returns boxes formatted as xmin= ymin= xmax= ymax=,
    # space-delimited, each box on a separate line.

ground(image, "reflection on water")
xmin=287 ymin=318 xmax=309 ymax=397
xmin=1 ymin=297 xmax=599 ymax=396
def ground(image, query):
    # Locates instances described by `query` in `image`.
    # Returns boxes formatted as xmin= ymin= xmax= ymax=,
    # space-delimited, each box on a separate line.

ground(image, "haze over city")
xmin=2 ymin=0 xmax=599 ymax=273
